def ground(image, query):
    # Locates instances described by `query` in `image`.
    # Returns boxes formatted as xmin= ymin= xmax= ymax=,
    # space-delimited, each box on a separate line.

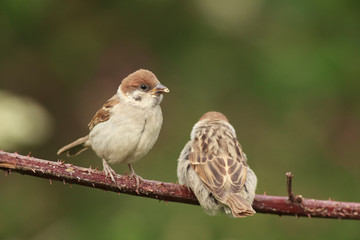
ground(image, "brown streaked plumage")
xmin=88 ymin=95 xmax=120 ymax=131
xmin=178 ymin=111 xmax=257 ymax=217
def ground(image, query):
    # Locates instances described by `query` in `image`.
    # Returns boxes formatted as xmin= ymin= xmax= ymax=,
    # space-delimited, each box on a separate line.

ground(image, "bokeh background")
xmin=1 ymin=1 xmax=359 ymax=239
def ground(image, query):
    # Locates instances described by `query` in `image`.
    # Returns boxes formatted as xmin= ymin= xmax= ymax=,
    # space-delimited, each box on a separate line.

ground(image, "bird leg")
xmin=128 ymin=163 xmax=142 ymax=193
xmin=102 ymin=159 xmax=116 ymax=185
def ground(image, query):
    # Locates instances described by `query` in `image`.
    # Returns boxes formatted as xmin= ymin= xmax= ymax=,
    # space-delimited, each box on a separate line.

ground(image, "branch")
xmin=0 ymin=151 xmax=359 ymax=220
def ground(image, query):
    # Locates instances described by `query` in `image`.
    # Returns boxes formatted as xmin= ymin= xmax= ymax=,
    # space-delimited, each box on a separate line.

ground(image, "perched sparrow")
xmin=177 ymin=111 xmax=257 ymax=217
xmin=58 ymin=69 xmax=169 ymax=188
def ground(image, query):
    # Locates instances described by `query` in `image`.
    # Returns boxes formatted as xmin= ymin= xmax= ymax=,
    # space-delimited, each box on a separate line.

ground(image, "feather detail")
xmin=226 ymin=194 xmax=256 ymax=217
xmin=189 ymin=120 xmax=254 ymax=216
xmin=88 ymin=95 xmax=120 ymax=131
xmin=57 ymin=135 xmax=90 ymax=156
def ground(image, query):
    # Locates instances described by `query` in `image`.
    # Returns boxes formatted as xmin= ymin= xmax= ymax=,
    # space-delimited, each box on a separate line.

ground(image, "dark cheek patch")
xmin=134 ymin=96 xmax=142 ymax=101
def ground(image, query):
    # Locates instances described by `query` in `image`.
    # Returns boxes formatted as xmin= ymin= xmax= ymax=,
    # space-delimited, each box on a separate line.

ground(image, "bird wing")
xmin=88 ymin=95 xmax=120 ymax=130
xmin=189 ymin=124 xmax=248 ymax=201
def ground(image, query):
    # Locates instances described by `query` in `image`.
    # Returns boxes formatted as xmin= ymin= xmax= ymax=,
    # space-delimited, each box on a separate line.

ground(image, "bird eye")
xmin=140 ymin=84 xmax=147 ymax=91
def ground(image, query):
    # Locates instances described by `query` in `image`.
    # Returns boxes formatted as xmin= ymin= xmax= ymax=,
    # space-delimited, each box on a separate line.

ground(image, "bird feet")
xmin=128 ymin=164 xmax=142 ymax=194
xmin=102 ymin=159 xmax=117 ymax=185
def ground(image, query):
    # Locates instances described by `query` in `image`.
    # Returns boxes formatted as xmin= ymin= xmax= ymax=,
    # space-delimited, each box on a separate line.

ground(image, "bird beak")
xmin=151 ymin=83 xmax=170 ymax=95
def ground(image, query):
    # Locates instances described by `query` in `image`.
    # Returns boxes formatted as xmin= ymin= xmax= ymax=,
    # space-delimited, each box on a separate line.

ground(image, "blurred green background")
xmin=1 ymin=0 xmax=359 ymax=239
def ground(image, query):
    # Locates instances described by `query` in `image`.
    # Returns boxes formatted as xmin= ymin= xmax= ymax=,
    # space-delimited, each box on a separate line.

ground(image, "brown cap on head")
xmin=199 ymin=111 xmax=229 ymax=122
xmin=120 ymin=69 xmax=160 ymax=94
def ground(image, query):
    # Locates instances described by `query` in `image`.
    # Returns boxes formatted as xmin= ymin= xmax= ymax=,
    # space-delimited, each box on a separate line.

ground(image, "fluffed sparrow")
xmin=177 ymin=111 xmax=257 ymax=217
xmin=58 ymin=69 xmax=169 ymax=189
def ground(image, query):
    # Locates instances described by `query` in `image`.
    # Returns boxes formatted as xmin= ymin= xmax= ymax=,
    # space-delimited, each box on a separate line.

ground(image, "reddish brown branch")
xmin=0 ymin=151 xmax=359 ymax=220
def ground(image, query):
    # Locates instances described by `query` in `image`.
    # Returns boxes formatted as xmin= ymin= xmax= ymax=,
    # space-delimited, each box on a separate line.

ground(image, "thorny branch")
xmin=0 ymin=151 xmax=359 ymax=220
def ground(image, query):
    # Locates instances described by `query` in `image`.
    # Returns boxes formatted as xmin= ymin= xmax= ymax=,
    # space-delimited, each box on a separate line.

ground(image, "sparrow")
xmin=177 ymin=111 xmax=257 ymax=217
xmin=57 ymin=69 xmax=169 ymax=189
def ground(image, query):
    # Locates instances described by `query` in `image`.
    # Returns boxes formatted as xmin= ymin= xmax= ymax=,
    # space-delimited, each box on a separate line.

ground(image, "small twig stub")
xmin=286 ymin=172 xmax=295 ymax=201
xmin=286 ymin=172 xmax=303 ymax=205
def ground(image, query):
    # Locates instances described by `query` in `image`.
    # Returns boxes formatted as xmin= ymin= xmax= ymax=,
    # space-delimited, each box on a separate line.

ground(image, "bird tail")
xmin=226 ymin=194 xmax=256 ymax=218
xmin=57 ymin=135 xmax=90 ymax=157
